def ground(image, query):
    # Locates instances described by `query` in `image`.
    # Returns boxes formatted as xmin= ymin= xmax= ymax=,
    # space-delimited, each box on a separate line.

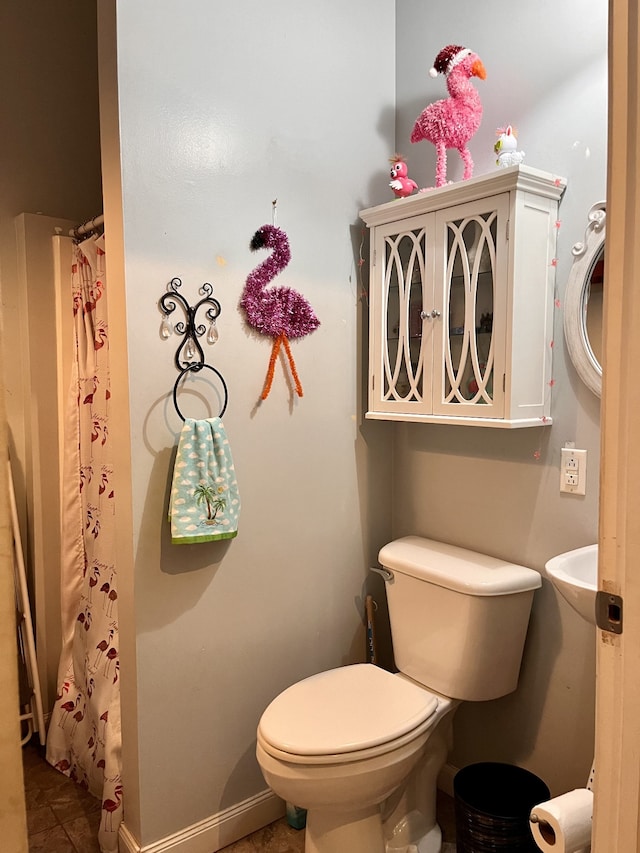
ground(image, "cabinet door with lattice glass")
xmin=432 ymin=194 xmax=510 ymax=419
xmin=369 ymin=213 xmax=436 ymax=416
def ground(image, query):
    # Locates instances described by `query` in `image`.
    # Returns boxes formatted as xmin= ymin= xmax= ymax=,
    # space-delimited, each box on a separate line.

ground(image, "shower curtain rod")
xmin=69 ymin=213 xmax=104 ymax=239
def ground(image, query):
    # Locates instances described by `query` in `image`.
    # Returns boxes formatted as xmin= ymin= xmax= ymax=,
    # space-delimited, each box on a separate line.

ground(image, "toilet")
xmin=256 ymin=536 xmax=541 ymax=853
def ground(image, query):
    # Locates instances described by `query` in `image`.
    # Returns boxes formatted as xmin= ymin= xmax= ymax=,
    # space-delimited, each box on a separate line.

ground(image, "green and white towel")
xmin=169 ymin=418 xmax=240 ymax=544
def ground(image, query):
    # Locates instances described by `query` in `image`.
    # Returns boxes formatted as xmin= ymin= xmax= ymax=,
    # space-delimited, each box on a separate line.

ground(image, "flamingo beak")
xmin=472 ymin=59 xmax=486 ymax=80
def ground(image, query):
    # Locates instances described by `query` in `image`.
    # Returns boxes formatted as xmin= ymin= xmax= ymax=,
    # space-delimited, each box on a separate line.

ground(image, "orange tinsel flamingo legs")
xmin=261 ymin=332 xmax=304 ymax=400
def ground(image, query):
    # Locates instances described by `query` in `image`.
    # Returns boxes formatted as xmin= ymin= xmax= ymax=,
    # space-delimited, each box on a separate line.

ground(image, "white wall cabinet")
xmin=360 ymin=165 xmax=566 ymax=427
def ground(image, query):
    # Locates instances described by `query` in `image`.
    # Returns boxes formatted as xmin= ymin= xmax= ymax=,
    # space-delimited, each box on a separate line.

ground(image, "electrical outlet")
xmin=560 ymin=447 xmax=587 ymax=495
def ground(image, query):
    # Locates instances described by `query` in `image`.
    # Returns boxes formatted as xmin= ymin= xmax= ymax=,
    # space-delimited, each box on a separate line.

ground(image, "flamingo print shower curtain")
xmin=46 ymin=234 xmax=122 ymax=852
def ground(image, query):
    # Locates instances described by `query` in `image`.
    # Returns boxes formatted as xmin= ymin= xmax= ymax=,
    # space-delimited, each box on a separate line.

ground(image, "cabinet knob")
xmin=420 ymin=309 xmax=442 ymax=320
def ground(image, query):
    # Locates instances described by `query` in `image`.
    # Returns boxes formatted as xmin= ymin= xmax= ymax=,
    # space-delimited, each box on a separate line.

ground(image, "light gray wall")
xmin=102 ymin=0 xmax=395 ymax=845
xmin=394 ymin=0 xmax=607 ymax=795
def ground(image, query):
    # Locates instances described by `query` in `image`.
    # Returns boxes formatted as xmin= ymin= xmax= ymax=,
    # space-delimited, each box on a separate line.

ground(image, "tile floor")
xmin=220 ymin=817 xmax=305 ymax=852
xmin=22 ymin=737 xmax=102 ymax=852
xmin=22 ymin=736 xmax=457 ymax=852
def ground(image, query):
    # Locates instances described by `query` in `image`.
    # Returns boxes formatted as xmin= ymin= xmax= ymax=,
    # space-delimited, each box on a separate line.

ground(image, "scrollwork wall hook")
xmin=159 ymin=277 xmax=221 ymax=371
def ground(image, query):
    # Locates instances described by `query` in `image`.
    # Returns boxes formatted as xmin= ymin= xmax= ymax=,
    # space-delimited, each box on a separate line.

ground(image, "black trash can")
xmin=454 ymin=762 xmax=550 ymax=852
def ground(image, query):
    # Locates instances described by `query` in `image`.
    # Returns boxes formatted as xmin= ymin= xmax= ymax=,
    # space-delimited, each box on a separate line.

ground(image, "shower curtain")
xmin=46 ymin=234 xmax=122 ymax=852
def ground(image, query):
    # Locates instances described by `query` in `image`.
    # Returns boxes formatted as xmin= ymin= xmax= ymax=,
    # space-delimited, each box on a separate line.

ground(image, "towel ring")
xmin=172 ymin=363 xmax=228 ymax=422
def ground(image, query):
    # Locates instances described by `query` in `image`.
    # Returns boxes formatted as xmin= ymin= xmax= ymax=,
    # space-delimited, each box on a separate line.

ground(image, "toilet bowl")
xmin=257 ymin=664 xmax=455 ymax=853
xmin=256 ymin=536 xmax=542 ymax=853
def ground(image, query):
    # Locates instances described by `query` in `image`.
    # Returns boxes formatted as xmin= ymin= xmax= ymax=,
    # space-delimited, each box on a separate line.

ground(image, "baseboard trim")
xmin=437 ymin=761 xmax=459 ymax=798
xmin=118 ymin=788 xmax=285 ymax=853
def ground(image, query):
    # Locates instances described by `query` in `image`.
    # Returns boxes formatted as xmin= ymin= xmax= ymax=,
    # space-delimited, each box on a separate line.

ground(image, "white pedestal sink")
xmin=545 ymin=544 xmax=598 ymax=625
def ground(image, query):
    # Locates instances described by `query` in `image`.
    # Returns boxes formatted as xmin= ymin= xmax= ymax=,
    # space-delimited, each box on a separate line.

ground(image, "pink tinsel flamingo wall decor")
xmin=240 ymin=224 xmax=320 ymax=400
xmin=411 ymin=44 xmax=486 ymax=188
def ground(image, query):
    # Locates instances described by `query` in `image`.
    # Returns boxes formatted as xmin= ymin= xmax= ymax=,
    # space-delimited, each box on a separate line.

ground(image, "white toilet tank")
xmin=378 ymin=536 xmax=541 ymax=702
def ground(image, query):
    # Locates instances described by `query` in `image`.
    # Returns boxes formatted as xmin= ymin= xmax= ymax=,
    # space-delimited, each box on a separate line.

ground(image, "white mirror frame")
xmin=564 ymin=201 xmax=606 ymax=397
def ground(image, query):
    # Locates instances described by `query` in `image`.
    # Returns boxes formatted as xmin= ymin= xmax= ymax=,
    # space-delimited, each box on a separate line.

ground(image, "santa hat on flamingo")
xmin=429 ymin=44 xmax=472 ymax=78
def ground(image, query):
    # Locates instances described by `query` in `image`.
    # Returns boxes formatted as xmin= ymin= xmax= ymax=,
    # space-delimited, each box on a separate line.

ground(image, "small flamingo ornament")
xmin=389 ymin=155 xmax=418 ymax=198
xmin=240 ymin=223 xmax=320 ymax=400
xmin=411 ymin=44 xmax=486 ymax=188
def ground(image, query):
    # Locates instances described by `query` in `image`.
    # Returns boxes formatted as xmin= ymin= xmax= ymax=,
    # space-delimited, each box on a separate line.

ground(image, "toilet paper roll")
xmin=529 ymin=788 xmax=593 ymax=853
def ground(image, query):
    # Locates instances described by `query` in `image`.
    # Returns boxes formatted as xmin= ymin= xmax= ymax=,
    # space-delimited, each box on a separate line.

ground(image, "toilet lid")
xmin=258 ymin=664 xmax=438 ymax=756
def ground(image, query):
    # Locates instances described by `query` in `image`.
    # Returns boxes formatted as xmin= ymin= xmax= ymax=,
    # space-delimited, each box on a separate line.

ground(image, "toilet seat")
xmin=258 ymin=664 xmax=439 ymax=763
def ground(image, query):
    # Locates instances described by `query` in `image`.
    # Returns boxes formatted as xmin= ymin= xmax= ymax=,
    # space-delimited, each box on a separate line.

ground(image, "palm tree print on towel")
xmin=194 ymin=482 xmax=227 ymax=526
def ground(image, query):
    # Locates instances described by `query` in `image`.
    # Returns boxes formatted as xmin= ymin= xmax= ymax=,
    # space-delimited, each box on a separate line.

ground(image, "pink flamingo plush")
xmin=240 ymin=224 xmax=320 ymax=400
xmin=411 ymin=45 xmax=486 ymax=188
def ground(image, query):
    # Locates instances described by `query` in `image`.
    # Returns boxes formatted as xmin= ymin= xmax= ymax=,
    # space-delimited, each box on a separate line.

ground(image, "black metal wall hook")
xmin=159 ymin=277 xmax=228 ymax=419
xmin=159 ymin=277 xmax=221 ymax=370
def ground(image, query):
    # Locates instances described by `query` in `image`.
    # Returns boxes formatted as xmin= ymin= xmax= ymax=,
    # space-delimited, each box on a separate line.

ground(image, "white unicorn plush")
xmin=494 ymin=125 xmax=525 ymax=167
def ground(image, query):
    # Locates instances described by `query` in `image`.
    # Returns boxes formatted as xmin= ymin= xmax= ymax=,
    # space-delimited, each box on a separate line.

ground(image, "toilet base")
xmin=303 ymin=807 xmax=444 ymax=853
xmin=385 ymin=811 xmax=442 ymax=853
xmin=386 ymin=811 xmax=442 ymax=853
xmin=305 ymin=805 xmax=386 ymax=853
xmin=382 ymin=711 xmax=454 ymax=853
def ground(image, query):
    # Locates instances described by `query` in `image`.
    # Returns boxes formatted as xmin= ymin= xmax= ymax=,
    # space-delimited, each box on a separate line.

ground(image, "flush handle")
xmin=370 ymin=566 xmax=394 ymax=583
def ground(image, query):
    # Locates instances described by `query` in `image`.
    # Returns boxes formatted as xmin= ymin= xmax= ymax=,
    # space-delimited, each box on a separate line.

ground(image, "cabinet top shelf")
xmin=360 ymin=164 xmax=566 ymax=229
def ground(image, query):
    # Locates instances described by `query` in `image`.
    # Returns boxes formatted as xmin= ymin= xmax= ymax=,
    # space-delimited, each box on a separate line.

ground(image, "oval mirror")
xmin=564 ymin=201 xmax=605 ymax=397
